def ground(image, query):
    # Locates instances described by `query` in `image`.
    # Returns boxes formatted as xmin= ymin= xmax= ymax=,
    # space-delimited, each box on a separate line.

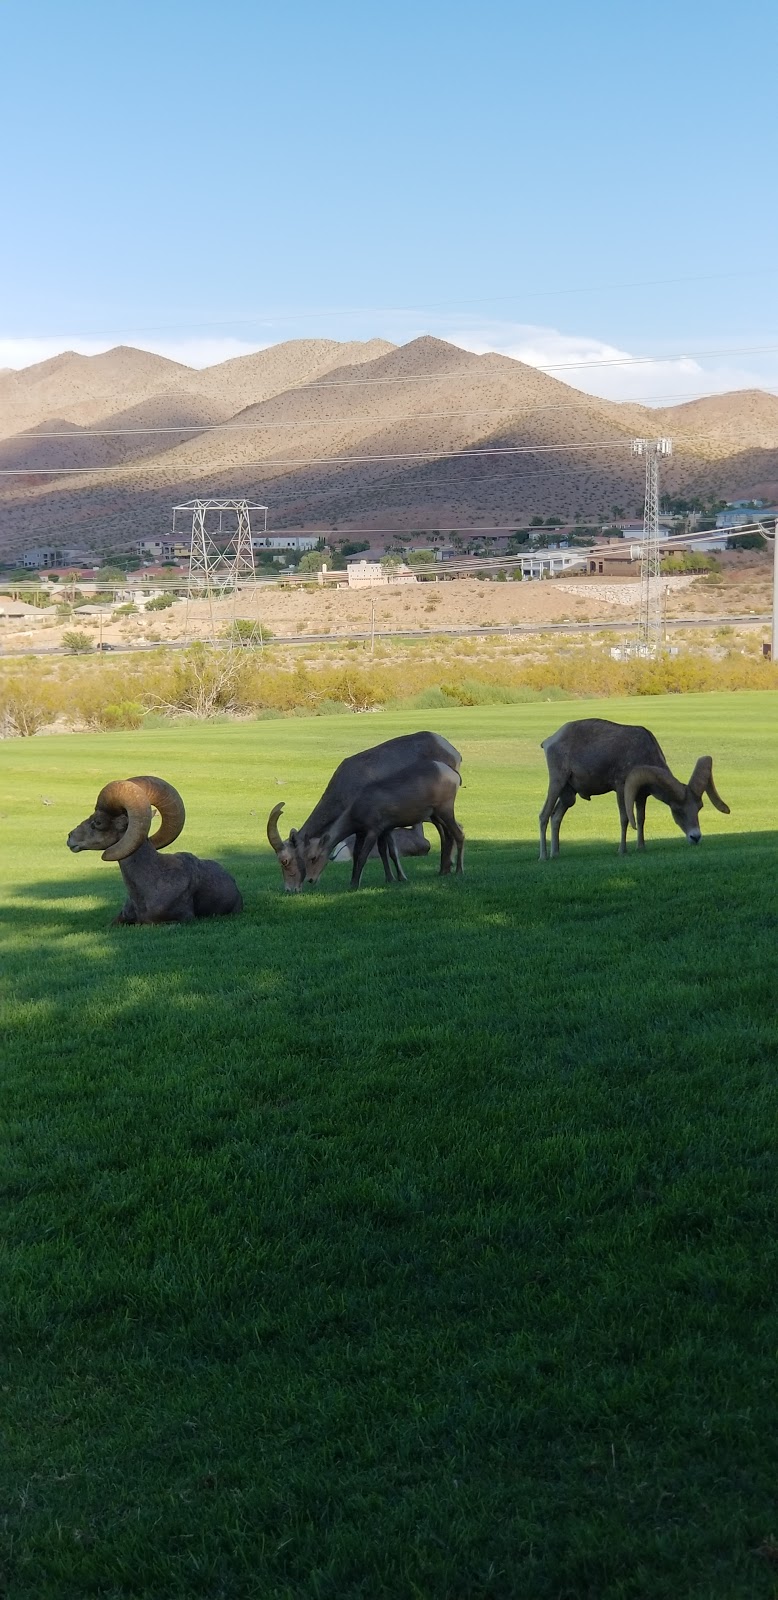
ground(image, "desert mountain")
xmin=0 ymin=335 xmax=776 ymax=557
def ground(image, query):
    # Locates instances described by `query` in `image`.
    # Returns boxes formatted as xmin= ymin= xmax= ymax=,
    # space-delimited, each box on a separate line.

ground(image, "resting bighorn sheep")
xmin=267 ymin=731 xmax=461 ymax=891
xmin=539 ymin=719 xmax=730 ymax=858
xmin=67 ymin=775 xmax=243 ymax=923
xmin=330 ymin=823 xmax=431 ymax=864
xmin=305 ymin=759 xmax=465 ymax=889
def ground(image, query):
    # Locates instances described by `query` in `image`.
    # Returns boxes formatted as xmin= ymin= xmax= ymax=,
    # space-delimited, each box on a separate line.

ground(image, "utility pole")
xmin=176 ymin=498 xmax=267 ymax=644
xmin=370 ymin=591 xmax=376 ymax=654
xmin=771 ymin=522 xmax=777 ymax=663
xmin=631 ymin=437 xmax=672 ymax=656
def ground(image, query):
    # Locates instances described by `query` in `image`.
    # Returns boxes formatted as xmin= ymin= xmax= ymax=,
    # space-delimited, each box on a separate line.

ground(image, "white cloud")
xmin=0 ymin=335 xmax=266 ymax=371
xmin=439 ymin=321 xmax=778 ymax=405
xmin=2 ymin=322 xmax=777 ymax=406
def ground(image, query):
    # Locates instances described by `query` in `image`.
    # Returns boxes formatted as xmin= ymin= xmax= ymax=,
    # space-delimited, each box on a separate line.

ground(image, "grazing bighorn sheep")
xmin=305 ymin=759 xmax=465 ymax=889
xmin=266 ymin=731 xmax=461 ymax=891
xmin=539 ymin=719 xmax=730 ymax=858
xmin=67 ymin=775 xmax=243 ymax=923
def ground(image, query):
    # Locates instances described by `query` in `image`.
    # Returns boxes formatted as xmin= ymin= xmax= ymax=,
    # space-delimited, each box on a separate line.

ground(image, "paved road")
xmin=3 ymin=613 xmax=771 ymax=658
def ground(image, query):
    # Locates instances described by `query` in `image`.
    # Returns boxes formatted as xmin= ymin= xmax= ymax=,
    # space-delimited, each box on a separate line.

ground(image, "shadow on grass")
xmin=3 ymin=833 xmax=776 ymax=1072
xmin=2 ymin=840 xmax=778 ymax=1598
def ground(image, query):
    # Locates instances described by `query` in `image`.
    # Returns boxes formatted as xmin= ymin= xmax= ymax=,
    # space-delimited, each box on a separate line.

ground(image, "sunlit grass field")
xmin=2 ymin=693 xmax=777 ymax=1599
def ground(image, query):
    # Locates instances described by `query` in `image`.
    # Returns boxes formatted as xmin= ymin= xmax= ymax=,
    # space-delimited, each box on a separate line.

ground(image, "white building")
xmin=347 ymin=560 xmax=417 ymax=588
xmin=606 ymin=519 xmax=675 ymax=539
xmin=514 ymin=551 xmax=585 ymax=579
xmin=715 ymin=501 xmax=778 ymax=530
xmin=22 ymin=546 xmax=93 ymax=569
xmin=137 ymin=537 xmax=190 ymax=562
xmin=252 ymin=534 xmax=320 ymax=554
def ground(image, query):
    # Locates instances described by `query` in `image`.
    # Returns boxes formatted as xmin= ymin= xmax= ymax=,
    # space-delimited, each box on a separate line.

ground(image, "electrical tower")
xmin=173 ymin=498 xmax=267 ymax=641
xmin=631 ymin=438 xmax=672 ymax=656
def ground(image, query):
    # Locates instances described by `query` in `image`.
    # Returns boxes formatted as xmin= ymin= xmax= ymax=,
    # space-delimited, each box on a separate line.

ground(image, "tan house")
xmin=586 ymin=547 xmax=640 ymax=577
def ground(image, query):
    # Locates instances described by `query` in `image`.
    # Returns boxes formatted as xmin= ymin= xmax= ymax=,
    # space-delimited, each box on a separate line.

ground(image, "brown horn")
xmin=266 ymin=802 xmax=285 ymax=853
xmin=688 ymin=757 xmax=730 ymax=813
xmin=95 ymin=778 xmax=153 ymax=862
xmin=624 ymin=764 xmax=686 ymax=829
xmin=687 ymin=757 xmax=711 ymax=801
xmin=126 ymin=776 xmax=186 ymax=849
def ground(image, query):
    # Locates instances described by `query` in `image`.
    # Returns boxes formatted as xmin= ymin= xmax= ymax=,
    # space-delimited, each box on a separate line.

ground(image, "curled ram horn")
xmin=687 ymin=757 xmax=730 ymax=813
xmin=266 ymin=802 xmax=285 ymax=853
xmin=94 ymin=779 xmax=153 ymax=862
xmin=126 ymin=776 xmax=186 ymax=849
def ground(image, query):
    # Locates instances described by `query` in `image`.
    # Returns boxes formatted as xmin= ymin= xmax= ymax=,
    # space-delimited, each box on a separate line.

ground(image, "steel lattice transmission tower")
xmin=173 ymin=498 xmax=268 ymax=641
xmin=631 ymin=438 xmax=672 ymax=655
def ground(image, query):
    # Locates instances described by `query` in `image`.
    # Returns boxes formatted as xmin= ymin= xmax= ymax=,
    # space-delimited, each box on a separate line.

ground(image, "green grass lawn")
xmin=2 ymin=692 xmax=777 ymax=1600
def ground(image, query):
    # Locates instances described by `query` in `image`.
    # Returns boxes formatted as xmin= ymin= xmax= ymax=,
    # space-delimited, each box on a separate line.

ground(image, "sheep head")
xmin=624 ymin=758 xmax=729 ymax=844
xmin=301 ymin=830 xmax=332 ymax=885
xmin=266 ymin=803 xmax=306 ymax=892
xmin=67 ymin=775 xmax=186 ymax=862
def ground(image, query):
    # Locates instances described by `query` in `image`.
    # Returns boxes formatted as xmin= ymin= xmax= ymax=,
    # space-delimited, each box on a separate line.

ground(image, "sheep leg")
xmin=112 ymin=899 xmax=138 ymax=926
xmin=347 ymin=830 xmax=367 ymax=887
xmin=430 ymin=815 xmax=454 ymax=874
xmin=434 ymin=808 xmax=464 ymax=875
xmin=539 ymin=775 xmax=568 ymax=860
xmin=616 ymin=790 xmax=630 ymax=855
xmin=386 ymin=831 xmax=408 ymax=883
xmin=351 ymin=830 xmax=378 ymax=889
xmin=636 ymin=794 xmax=647 ymax=851
xmin=549 ymin=785 xmax=576 ymax=858
xmin=377 ymin=831 xmax=403 ymax=885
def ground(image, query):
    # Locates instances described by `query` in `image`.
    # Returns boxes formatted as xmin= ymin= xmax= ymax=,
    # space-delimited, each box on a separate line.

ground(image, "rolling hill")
xmin=0 ymin=335 xmax=776 ymax=557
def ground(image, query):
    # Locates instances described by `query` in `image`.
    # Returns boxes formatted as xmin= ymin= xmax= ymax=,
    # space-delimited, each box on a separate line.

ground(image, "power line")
xmin=4 ymin=267 xmax=778 ymax=343
xmin=3 ymin=416 xmax=777 ymax=480
xmin=301 ymin=343 xmax=778 ymax=387
xmin=0 ymin=437 xmax=711 ymax=480
xmin=4 ymin=341 xmax=778 ymax=399
xmin=8 ymin=384 xmax=778 ymax=442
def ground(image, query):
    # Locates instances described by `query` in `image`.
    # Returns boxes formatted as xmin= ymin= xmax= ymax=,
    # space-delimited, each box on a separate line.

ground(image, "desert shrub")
xmin=97 ymin=701 xmax=145 ymax=730
xmin=61 ymin=630 xmax=94 ymax=654
xmin=402 ymin=686 xmax=456 ymax=709
xmin=438 ymin=679 xmax=528 ymax=706
xmin=115 ymin=603 xmax=138 ymax=615
xmin=0 ymin=675 xmax=58 ymax=736
xmin=313 ymin=698 xmax=352 ymax=716
xmin=145 ymin=595 xmax=175 ymax=612
xmin=319 ymin=668 xmax=388 ymax=712
xmin=226 ymin=619 xmax=274 ymax=644
xmin=152 ymin=645 xmax=253 ymax=718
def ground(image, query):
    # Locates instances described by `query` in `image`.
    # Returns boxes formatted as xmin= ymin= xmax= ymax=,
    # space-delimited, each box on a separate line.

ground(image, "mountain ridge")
xmin=0 ymin=336 xmax=776 ymax=555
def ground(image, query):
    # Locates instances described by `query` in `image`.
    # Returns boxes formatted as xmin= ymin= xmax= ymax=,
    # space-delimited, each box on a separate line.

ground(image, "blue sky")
xmin=1 ymin=0 xmax=776 ymax=401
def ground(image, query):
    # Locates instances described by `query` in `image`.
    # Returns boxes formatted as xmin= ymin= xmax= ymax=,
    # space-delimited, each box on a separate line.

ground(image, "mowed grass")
xmin=1 ymin=693 xmax=777 ymax=1600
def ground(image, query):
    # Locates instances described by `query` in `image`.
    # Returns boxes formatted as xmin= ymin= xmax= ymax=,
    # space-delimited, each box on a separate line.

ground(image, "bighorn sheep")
xmin=330 ymin=823 xmax=431 ymax=864
xmin=266 ymin=731 xmax=461 ymax=891
xmin=67 ymin=775 xmax=243 ymax=923
xmin=305 ymin=759 xmax=465 ymax=889
xmin=539 ymin=719 xmax=730 ymax=858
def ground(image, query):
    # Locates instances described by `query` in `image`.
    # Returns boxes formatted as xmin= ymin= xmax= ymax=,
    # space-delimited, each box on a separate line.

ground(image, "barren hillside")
xmin=1 ymin=335 xmax=777 ymax=558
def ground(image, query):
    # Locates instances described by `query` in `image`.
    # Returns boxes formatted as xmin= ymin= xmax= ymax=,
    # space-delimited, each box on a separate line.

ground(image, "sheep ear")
xmin=289 ymin=828 xmax=298 ymax=845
